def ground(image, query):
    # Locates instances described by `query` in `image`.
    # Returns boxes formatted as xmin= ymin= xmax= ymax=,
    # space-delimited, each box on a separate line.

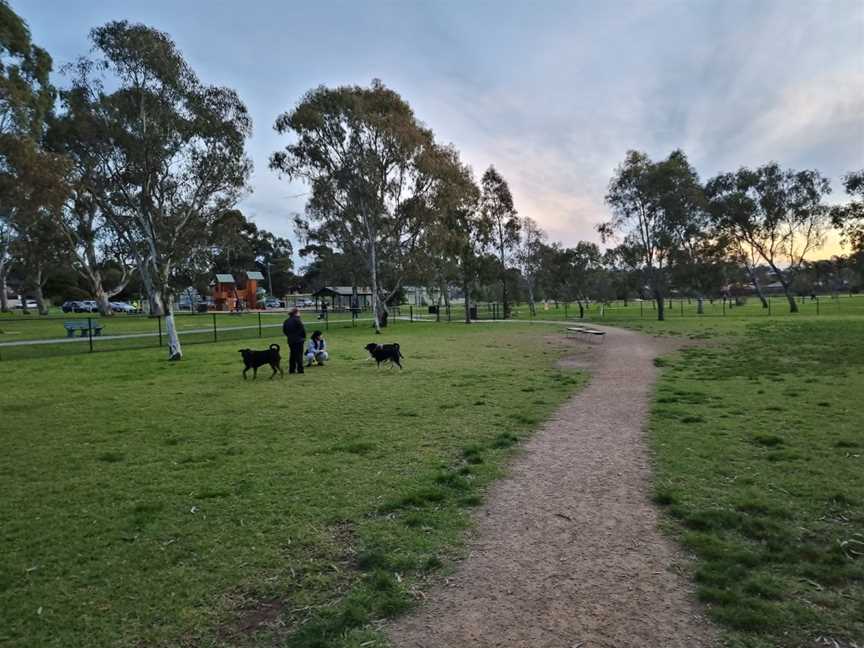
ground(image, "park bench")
xmin=64 ymin=320 xmax=104 ymax=338
xmin=566 ymin=326 xmax=606 ymax=341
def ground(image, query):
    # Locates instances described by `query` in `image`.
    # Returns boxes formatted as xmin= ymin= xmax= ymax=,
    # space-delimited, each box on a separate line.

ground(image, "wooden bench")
xmin=64 ymin=321 xmax=104 ymax=338
xmin=566 ymin=326 xmax=606 ymax=340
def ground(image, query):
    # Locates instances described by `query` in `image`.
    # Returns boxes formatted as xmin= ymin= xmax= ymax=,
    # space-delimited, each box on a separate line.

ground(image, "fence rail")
xmin=2 ymin=294 xmax=862 ymax=361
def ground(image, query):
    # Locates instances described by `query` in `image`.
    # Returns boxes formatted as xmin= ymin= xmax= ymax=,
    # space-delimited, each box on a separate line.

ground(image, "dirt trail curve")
xmin=387 ymin=325 xmax=718 ymax=648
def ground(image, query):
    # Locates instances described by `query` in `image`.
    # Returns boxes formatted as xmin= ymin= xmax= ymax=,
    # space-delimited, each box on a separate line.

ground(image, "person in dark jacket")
xmin=282 ymin=307 xmax=306 ymax=374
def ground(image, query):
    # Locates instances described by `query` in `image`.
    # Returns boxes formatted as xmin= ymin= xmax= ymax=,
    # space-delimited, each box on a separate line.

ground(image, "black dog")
xmin=364 ymin=342 xmax=403 ymax=369
xmin=239 ymin=344 xmax=284 ymax=379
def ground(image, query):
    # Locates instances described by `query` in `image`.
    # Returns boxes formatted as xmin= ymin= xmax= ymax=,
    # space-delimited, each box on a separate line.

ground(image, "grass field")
xmin=0 ymin=322 xmax=582 ymax=648
xmin=602 ymin=311 xmax=864 ymax=647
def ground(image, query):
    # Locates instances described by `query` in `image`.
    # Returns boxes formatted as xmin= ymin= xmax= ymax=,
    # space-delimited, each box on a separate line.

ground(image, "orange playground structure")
xmin=212 ymin=271 xmax=265 ymax=311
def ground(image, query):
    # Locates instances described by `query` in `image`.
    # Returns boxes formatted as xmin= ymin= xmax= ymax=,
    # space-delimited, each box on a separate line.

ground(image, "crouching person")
xmin=306 ymin=330 xmax=329 ymax=367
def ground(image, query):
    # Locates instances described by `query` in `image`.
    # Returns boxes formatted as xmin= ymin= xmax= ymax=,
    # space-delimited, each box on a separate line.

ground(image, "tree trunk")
xmin=94 ymin=283 xmax=112 ymax=317
xmin=369 ymin=238 xmax=381 ymax=334
xmin=654 ymin=288 xmax=665 ymax=321
xmin=784 ymin=288 xmax=799 ymax=313
xmin=136 ymin=258 xmax=163 ymax=316
xmin=744 ymin=265 xmax=769 ymax=308
xmin=463 ymin=271 xmax=471 ymax=324
xmin=33 ymin=283 xmax=48 ymax=315
xmin=527 ymin=281 xmax=536 ymax=316
xmin=765 ymin=262 xmax=798 ymax=313
xmin=0 ymin=265 xmax=9 ymax=313
xmin=696 ymin=295 xmax=705 ymax=314
xmin=441 ymin=279 xmax=450 ymax=308
xmin=164 ymin=310 xmax=183 ymax=361
xmin=501 ymin=277 xmax=510 ymax=319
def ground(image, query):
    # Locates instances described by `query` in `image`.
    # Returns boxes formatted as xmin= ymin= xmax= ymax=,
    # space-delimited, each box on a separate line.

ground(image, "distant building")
xmin=211 ymin=270 xmax=264 ymax=310
xmin=311 ymin=286 xmax=372 ymax=309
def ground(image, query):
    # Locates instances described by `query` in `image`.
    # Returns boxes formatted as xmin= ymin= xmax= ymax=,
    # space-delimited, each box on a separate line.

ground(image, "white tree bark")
xmin=0 ymin=264 xmax=9 ymax=313
xmin=164 ymin=305 xmax=183 ymax=361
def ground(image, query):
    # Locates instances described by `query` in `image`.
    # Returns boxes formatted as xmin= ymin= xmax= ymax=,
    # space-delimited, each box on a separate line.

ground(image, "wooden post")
xmin=158 ymin=316 xmax=163 ymax=346
xmin=212 ymin=313 xmax=217 ymax=342
xmin=88 ymin=317 xmax=94 ymax=353
xmin=258 ymin=312 xmax=262 ymax=337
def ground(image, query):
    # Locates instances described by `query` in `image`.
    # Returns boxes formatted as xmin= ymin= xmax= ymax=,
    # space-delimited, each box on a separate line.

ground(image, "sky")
xmin=18 ymin=0 xmax=864 ymax=263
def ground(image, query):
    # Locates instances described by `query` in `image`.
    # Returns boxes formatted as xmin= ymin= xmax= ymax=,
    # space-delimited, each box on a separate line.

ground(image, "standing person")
xmin=306 ymin=330 xmax=329 ymax=367
xmin=282 ymin=307 xmax=306 ymax=374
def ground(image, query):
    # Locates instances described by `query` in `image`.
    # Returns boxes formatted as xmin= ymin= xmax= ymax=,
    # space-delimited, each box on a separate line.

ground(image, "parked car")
xmin=297 ymin=299 xmax=315 ymax=308
xmin=15 ymin=299 xmax=39 ymax=310
xmin=263 ymin=298 xmax=284 ymax=309
xmin=74 ymin=300 xmax=98 ymax=313
xmin=61 ymin=300 xmax=82 ymax=313
xmin=110 ymin=301 xmax=137 ymax=313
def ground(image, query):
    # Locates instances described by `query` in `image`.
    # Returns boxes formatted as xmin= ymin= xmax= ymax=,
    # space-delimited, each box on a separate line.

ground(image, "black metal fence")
xmin=4 ymin=295 xmax=860 ymax=361
xmin=0 ymin=309 xmax=388 ymax=362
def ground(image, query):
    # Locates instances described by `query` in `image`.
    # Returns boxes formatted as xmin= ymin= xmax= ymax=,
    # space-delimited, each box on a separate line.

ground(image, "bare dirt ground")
xmin=387 ymin=325 xmax=719 ymax=648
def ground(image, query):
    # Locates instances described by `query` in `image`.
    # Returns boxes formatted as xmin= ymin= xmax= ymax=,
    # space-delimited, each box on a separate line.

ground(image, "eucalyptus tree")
xmin=831 ymin=170 xmax=864 ymax=254
xmin=271 ymin=80 xmax=441 ymax=332
xmin=480 ymin=166 xmax=519 ymax=318
xmin=706 ymin=163 xmax=831 ymax=313
xmin=0 ymin=0 xmax=63 ymax=313
xmin=599 ymin=150 xmax=702 ymax=320
xmin=419 ymin=145 xmax=482 ymax=322
xmin=514 ymin=216 xmax=545 ymax=315
xmin=62 ymin=21 xmax=252 ymax=358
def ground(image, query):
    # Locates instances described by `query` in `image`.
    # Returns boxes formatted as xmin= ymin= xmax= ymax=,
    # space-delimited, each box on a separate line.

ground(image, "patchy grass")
xmin=0 ymin=322 xmax=582 ymax=647
xmin=644 ymin=318 xmax=864 ymax=647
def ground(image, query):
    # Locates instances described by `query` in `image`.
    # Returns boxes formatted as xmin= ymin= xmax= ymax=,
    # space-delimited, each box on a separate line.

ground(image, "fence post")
xmin=258 ymin=312 xmax=262 ymax=337
xmin=816 ymin=298 xmax=820 ymax=316
xmin=768 ymin=297 xmax=772 ymax=316
xmin=410 ymin=305 xmax=413 ymax=322
xmin=436 ymin=305 xmax=440 ymax=323
xmin=564 ymin=302 xmax=568 ymax=320
xmin=325 ymin=307 xmax=329 ymax=331
xmin=680 ymin=300 xmax=684 ymax=317
xmin=640 ymin=301 xmax=644 ymax=318
xmin=722 ymin=299 xmax=726 ymax=316
xmin=88 ymin=317 xmax=94 ymax=353
xmin=212 ymin=313 xmax=217 ymax=342
xmin=447 ymin=304 xmax=451 ymax=322
xmin=158 ymin=316 xmax=163 ymax=347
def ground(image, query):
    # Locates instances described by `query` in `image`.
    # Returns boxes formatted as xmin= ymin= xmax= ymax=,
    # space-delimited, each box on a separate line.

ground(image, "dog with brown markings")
xmin=364 ymin=342 xmax=403 ymax=369
xmin=239 ymin=344 xmax=284 ymax=379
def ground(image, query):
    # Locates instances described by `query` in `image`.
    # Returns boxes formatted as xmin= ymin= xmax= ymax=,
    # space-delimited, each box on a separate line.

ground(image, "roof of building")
xmin=246 ymin=271 xmax=265 ymax=281
xmin=312 ymin=286 xmax=372 ymax=296
xmin=215 ymin=274 xmax=235 ymax=283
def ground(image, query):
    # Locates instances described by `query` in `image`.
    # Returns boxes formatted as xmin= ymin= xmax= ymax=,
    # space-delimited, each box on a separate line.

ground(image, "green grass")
xmin=630 ymin=315 xmax=864 ymax=647
xmin=0 ymin=322 xmax=583 ymax=647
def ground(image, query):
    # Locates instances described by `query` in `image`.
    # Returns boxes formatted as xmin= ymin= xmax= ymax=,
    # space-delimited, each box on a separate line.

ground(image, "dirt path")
xmin=387 ymin=325 xmax=718 ymax=648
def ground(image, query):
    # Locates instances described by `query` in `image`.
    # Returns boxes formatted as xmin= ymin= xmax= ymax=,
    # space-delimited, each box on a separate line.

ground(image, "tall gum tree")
xmin=514 ymin=216 xmax=545 ymax=316
xmin=64 ymin=22 xmax=252 ymax=358
xmin=600 ymin=150 xmax=701 ymax=321
xmin=706 ymin=163 xmax=831 ymax=313
xmin=480 ymin=166 xmax=519 ymax=319
xmin=270 ymin=80 xmax=438 ymax=333
xmin=831 ymin=170 xmax=864 ymax=254
xmin=0 ymin=0 xmax=60 ymax=313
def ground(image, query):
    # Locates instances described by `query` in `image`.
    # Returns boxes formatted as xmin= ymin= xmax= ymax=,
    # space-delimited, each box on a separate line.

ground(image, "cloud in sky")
xmin=21 ymin=0 xmax=864 ymax=260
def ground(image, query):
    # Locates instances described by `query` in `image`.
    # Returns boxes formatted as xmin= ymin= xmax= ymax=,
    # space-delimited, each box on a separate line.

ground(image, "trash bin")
xmin=428 ymin=305 xmax=438 ymax=314
xmin=196 ymin=303 xmax=209 ymax=313
xmin=468 ymin=305 xmax=477 ymax=319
